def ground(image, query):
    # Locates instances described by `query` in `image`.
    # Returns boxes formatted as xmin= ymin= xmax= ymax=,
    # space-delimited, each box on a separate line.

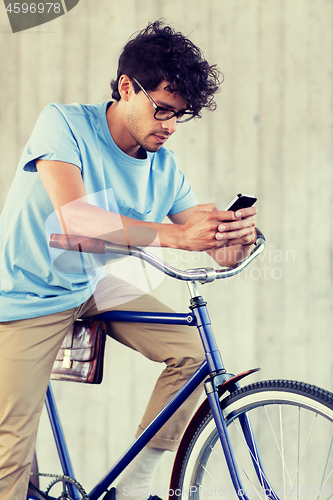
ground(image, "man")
xmin=0 ymin=21 xmax=257 ymax=500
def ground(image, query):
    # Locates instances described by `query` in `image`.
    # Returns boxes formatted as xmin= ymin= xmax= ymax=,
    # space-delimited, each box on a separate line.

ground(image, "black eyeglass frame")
xmin=132 ymin=78 xmax=194 ymax=123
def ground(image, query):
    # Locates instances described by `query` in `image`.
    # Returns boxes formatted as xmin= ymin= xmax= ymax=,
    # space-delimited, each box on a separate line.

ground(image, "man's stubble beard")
xmin=127 ymin=112 xmax=166 ymax=154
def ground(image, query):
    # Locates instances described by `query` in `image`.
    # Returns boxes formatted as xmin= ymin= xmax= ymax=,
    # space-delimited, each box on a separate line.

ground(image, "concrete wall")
xmin=1 ymin=0 xmax=332 ymax=494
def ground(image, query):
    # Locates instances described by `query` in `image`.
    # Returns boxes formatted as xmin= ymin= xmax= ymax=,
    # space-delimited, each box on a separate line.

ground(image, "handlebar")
xmin=49 ymin=230 xmax=265 ymax=284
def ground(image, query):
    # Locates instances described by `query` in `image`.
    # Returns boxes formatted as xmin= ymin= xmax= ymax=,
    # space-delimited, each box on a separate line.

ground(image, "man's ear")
xmin=118 ymin=75 xmax=134 ymax=102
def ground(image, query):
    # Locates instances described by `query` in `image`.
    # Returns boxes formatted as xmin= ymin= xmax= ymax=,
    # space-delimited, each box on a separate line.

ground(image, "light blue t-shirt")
xmin=0 ymin=102 xmax=198 ymax=321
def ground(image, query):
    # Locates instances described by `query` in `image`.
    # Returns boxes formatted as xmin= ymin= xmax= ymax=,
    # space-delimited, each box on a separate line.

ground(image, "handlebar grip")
xmin=49 ymin=234 xmax=107 ymax=254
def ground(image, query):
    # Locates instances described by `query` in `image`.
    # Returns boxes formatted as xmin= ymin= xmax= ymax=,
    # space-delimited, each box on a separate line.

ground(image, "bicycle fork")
xmin=189 ymin=287 xmax=279 ymax=500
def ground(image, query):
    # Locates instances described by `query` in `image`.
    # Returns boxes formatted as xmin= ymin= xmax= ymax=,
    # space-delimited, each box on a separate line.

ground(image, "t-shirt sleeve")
xmin=167 ymin=164 xmax=199 ymax=216
xmin=22 ymin=104 xmax=82 ymax=173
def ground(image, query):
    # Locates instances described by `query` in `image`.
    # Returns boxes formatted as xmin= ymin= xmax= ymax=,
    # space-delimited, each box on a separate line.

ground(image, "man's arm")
xmin=36 ymin=160 xmax=256 ymax=257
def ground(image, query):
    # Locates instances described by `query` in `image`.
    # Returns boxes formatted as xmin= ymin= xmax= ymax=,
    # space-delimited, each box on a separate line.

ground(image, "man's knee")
xmin=168 ymin=334 xmax=205 ymax=371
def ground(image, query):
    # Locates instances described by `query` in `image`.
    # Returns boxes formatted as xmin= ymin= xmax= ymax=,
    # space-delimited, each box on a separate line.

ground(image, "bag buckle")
xmin=62 ymin=349 xmax=72 ymax=369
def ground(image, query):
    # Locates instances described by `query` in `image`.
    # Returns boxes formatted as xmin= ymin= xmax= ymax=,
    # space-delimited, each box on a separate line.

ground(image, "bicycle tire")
xmin=169 ymin=380 xmax=333 ymax=500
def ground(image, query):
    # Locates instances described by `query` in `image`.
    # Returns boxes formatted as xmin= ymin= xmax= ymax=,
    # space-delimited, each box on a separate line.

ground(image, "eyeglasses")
xmin=132 ymin=78 xmax=194 ymax=123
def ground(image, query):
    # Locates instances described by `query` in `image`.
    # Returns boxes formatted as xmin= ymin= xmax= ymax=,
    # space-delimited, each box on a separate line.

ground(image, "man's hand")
xmin=177 ymin=203 xmax=257 ymax=252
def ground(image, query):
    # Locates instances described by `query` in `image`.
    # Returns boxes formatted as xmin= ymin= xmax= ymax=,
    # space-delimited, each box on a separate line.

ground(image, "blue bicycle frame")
xmin=28 ymin=231 xmax=267 ymax=500
xmin=30 ymin=305 xmax=259 ymax=500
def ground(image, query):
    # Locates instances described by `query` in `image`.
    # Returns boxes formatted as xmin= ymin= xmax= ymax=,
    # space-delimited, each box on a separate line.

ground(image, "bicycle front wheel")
xmin=170 ymin=380 xmax=333 ymax=500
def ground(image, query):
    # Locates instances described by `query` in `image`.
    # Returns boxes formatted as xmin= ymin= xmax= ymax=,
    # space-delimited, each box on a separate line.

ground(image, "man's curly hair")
xmin=110 ymin=21 xmax=222 ymax=118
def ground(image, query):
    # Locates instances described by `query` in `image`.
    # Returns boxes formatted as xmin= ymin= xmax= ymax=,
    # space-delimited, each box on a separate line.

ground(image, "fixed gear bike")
xmin=27 ymin=230 xmax=333 ymax=500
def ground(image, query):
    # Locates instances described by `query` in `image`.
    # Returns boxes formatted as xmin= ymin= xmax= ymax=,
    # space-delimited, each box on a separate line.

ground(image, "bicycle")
xmin=27 ymin=230 xmax=333 ymax=500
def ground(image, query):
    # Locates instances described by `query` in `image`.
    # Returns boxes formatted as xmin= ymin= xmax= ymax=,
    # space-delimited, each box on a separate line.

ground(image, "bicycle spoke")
xmin=200 ymin=464 xmax=235 ymax=500
xmin=208 ymin=440 xmax=267 ymax=500
xmin=264 ymin=406 xmax=296 ymax=499
xmin=290 ymin=410 xmax=317 ymax=498
xmin=231 ymin=417 xmax=270 ymax=497
xmin=209 ymin=443 xmax=223 ymax=460
xmin=279 ymin=405 xmax=287 ymax=500
xmin=317 ymin=435 xmax=333 ymax=500
xmin=317 ymin=468 xmax=333 ymax=500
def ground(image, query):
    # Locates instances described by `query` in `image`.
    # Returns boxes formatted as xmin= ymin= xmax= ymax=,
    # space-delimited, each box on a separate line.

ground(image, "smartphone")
xmin=224 ymin=193 xmax=257 ymax=211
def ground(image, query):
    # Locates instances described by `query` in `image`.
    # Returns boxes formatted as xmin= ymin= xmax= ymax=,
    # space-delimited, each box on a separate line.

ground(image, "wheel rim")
xmin=178 ymin=388 xmax=333 ymax=500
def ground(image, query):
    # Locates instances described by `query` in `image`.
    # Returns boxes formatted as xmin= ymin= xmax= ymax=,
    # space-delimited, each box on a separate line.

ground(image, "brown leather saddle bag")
xmin=51 ymin=319 xmax=107 ymax=384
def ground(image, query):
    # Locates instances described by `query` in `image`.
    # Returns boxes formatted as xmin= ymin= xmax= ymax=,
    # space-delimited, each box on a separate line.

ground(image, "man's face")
xmin=126 ymin=80 xmax=187 ymax=153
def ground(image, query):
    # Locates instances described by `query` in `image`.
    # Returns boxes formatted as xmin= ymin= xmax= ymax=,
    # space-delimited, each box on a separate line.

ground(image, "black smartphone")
xmin=224 ymin=193 xmax=257 ymax=211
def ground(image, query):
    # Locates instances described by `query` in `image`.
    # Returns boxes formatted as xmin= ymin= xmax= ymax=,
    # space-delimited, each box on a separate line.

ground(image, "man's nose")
xmin=161 ymin=116 xmax=178 ymax=135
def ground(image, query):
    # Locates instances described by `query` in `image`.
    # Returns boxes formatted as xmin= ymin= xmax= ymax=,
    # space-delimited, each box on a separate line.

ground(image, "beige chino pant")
xmin=0 ymin=276 xmax=205 ymax=500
